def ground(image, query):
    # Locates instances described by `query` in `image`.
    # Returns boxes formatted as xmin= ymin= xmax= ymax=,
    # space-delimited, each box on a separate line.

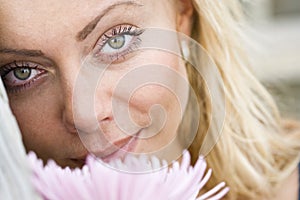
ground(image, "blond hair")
xmin=183 ymin=0 xmax=300 ymax=199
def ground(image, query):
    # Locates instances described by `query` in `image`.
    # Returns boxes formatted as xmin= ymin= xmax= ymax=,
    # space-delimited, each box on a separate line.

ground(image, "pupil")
xmin=14 ymin=68 xmax=31 ymax=80
xmin=108 ymin=35 xmax=125 ymax=49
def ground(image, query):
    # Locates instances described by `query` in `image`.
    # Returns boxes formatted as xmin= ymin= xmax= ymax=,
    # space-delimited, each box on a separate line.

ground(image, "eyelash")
xmin=0 ymin=61 xmax=46 ymax=93
xmin=0 ymin=24 xmax=144 ymax=93
xmin=94 ymin=24 xmax=144 ymax=62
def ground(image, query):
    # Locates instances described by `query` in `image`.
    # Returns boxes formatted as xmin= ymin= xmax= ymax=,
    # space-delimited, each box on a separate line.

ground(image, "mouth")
xmin=70 ymin=130 xmax=141 ymax=164
xmin=95 ymin=131 xmax=141 ymax=163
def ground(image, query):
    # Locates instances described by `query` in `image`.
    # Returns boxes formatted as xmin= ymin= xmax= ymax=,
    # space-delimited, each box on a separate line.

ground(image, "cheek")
xmin=129 ymin=84 xmax=183 ymax=127
xmin=126 ymin=52 xmax=188 ymax=135
xmin=128 ymin=84 xmax=185 ymax=155
xmin=7 ymin=83 xmax=63 ymax=159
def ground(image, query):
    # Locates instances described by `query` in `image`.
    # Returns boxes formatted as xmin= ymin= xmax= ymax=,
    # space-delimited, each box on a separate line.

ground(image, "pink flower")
xmin=27 ymin=151 xmax=229 ymax=200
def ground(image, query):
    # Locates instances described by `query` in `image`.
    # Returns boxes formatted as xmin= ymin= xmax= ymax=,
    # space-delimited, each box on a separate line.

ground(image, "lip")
xmin=69 ymin=151 xmax=89 ymax=166
xmin=71 ymin=130 xmax=141 ymax=163
xmin=94 ymin=129 xmax=142 ymax=162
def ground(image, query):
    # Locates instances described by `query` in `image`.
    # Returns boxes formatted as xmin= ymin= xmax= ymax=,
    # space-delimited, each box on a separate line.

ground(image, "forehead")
xmin=0 ymin=0 xmax=95 ymax=29
xmin=0 ymin=0 xmax=175 ymax=49
xmin=0 ymin=1 xmax=134 ymax=41
xmin=0 ymin=0 xmax=137 ymax=23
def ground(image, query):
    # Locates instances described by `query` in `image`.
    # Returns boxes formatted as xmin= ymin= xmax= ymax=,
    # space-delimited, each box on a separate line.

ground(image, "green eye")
xmin=108 ymin=35 xmax=126 ymax=49
xmin=14 ymin=68 xmax=31 ymax=80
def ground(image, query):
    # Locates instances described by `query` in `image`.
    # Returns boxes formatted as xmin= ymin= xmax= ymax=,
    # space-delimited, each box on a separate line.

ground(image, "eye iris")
xmin=14 ymin=68 xmax=31 ymax=80
xmin=108 ymin=35 xmax=125 ymax=49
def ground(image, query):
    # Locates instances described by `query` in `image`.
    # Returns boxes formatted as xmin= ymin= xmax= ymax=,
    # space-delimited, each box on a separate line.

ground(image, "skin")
xmin=274 ymin=169 xmax=299 ymax=200
xmin=0 ymin=0 xmax=298 ymax=198
xmin=0 ymin=0 xmax=193 ymax=168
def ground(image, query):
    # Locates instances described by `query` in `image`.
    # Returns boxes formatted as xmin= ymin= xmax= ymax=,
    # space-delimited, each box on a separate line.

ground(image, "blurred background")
xmin=242 ymin=0 xmax=300 ymax=120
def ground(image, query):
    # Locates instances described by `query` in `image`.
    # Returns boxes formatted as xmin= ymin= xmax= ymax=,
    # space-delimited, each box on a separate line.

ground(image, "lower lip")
xmin=101 ymin=131 xmax=140 ymax=163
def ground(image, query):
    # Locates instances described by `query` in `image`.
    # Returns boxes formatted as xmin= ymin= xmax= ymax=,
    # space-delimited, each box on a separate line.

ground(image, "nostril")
xmin=65 ymin=122 xmax=79 ymax=134
xmin=99 ymin=116 xmax=112 ymax=122
xmin=62 ymin=106 xmax=102 ymax=135
xmin=62 ymin=112 xmax=79 ymax=134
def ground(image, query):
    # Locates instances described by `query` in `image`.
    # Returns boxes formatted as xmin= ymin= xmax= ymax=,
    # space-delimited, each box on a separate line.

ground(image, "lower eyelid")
xmin=101 ymin=35 xmax=132 ymax=53
xmin=95 ymin=35 xmax=142 ymax=63
xmin=94 ymin=24 xmax=143 ymax=54
xmin=3 ymin=69 xmax=47 ymax=92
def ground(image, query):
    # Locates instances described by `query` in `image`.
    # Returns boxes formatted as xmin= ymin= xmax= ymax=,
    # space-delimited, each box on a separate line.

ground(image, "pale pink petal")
xmin=27 ymin=151 xmax=229 ymax=200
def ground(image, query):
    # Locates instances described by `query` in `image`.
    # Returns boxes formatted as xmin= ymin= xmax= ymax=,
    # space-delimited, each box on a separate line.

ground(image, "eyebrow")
xmin=0 ymin=48 xmax=44 ymax=57
xmin=76 ymin=1 xmax=143 ymax=41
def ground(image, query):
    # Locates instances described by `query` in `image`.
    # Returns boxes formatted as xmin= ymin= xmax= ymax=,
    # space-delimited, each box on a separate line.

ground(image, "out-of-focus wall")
xmin=273 ymin=0 xmax=300 ymax=16
xmin=242 ymin=0 xmax=300 ymax=120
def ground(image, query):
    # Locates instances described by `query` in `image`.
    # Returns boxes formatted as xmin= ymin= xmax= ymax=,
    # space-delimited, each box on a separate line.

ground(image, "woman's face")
xmin=0 ymin=0 xmax=193 ymax=167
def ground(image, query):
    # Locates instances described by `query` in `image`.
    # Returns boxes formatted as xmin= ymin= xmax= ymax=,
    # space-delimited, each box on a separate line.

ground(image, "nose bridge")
xmin=59 ymin=62 xmax=82 ymax=132
xmin=60 ymin=61 xmax=112 ymax=133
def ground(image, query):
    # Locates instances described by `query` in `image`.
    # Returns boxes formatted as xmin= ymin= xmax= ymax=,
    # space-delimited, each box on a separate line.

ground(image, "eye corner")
xmin=92 ymin=23 xmax=144 ymax=64
xmin=0 ymin=60 xmax=49 ymax=93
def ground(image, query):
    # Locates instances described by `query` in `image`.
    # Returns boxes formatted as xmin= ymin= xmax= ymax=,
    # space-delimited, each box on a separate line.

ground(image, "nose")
xmin=60 ymin=63 xmax=112 ymax=134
